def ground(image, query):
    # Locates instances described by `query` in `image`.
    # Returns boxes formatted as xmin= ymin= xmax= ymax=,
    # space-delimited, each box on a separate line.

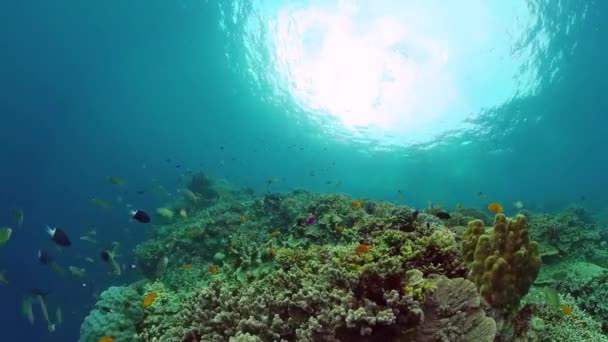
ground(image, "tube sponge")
xmin=463 ymin=214 xmax=541 ymax=310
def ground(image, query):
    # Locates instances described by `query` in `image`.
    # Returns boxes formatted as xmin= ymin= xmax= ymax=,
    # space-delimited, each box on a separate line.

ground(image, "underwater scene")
xmin=0 ymin=0 xmax=607 ymax=341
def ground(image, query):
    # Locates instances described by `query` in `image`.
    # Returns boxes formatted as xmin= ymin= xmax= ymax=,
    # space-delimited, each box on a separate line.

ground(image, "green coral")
xmin=463 ymin=214 xmax=541 ymax=311
xmin=79 ymin=286 xmax=144 ymax=342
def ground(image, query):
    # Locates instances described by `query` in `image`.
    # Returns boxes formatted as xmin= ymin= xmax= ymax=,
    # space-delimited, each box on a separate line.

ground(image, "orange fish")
xmin=269 ymin=231 xmax=280 ymax=237
xmin=561 ymin=304 xmax=574 ymax=316
xmin=181 ymin=264 xmax=193 ymax=270
xmin=487 ymin=202 xmax=504 ymax=213
xmin=355 ymin=244 xmax=371 ymax=254
xmin=336 ymin=225 xmax=344 ymax=233
xmin=143 ymin=292 xmax=158 ymax=308
xmin=269 ymin=247 xmax=276 ymax=257
xmin=239 ymin=216 xmax=247 ymax=223
xmin=99 ymin=337 xmax=115 ymax=342
xmin=352 ymin=201 xmax=363 ymax=208
xmin=208 ymin=264 xmax=219 ymax=275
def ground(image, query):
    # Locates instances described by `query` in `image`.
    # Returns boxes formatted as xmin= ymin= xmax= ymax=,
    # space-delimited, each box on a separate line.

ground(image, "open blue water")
xmin=0 ymin=0 xmax=606 ymax=340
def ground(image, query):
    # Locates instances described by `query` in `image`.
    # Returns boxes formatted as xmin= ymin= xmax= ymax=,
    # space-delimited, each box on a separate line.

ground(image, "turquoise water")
xmin=0 ymin=0 xmax=605 ymax=340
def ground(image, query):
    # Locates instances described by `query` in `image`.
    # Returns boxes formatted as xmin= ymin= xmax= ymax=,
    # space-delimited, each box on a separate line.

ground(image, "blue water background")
xmin=0 ymin=0 xmax=606 ymax=340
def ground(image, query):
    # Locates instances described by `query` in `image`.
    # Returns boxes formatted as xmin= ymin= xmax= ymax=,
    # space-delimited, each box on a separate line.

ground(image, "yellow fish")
xmin=487 ymin=202 xmax=504 ymax=213
xmin=99 ymin=336 xmax=115 ymax=342
xmin=240 ymin=216 xmax=247 ymax=223
xmin=0 ymin=227 xmax=12 ymax=248
xmin=561 ymin=304 xmax=574 ymax=316
xmin=455 ymin=203 xmax=462 ymax=209
xmin=143 ymin=292 xmax=158 ymax=307
xmin=107 ymin=176 xmax=125 ymax=186
xmin=181 ymin=264 xmax=193 ymax=270
xmin=90 ymin=198 xmax=109 ymax=209
xmin=352 ymin=201 xmax=363 ymax=208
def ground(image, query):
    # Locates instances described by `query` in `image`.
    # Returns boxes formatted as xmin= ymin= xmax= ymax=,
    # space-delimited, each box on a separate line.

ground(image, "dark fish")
xmin=38 ymin=249 xmax=51 ymax=265
xmin=434 ymin=211 xmax=451 ymax=220
xmin=305 ymin=216 xmax=317 ymax=226
xmin=175 ymin=164 xmax=181 ymax=168
xmin=131 ymin=209 xmax=151 ymax=223
xmin=100 ymin=250 xmax=110 ymax=262
xmin=136 ymin=190 xmax=145 ymax=195
xmin=46 ymin=226 xmax=71 ymax=247
xmin=165 ymin=158 xmax=171 ymax=163
xmin=359 ymin=239 xmax=371 ymax=245
xmin=220 ymin=146 xmax=224 ymax=150
xmin=30 ymin=288 xmax=50 ymax=297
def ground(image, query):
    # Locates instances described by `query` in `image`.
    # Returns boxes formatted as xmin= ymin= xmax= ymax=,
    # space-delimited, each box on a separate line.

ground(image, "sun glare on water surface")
xmin=244 ymin=0 xmax=543 ymax=146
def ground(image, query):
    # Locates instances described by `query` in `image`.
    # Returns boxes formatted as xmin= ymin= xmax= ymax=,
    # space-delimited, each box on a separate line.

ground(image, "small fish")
xmin=100 ymin=250 xmax=111 ymax=263
xmin=239 ymin=216 xmax=247 ymax=223
xmin=179 ymin=209 xmax=187 ymax=219
xmin=455 ymin=203 xmax=462 ymax=209
xmin=46 ymin=226 xmax=71 ymax=247
xmin=305 ymin=216 xmax=317 ymax=226
xmin=433 ymin=211 xmax=451 ymax=220
xmin=269 ymin=231 xmax=280 ymax=237
xmin=80 ymin=236 xmax=97 ymax=244
xmin=12 ymin=208 xmax=24 ymax=227
xmin=99 ymin=336 xmax=115 ymax=342
xmin=208 ymin=264 xmax=219 ymax=275
xmin=85 ymin=257 xmax=94 ymax=263
xmin=38 ymin=249 xmax=51 ymax=265
xmin=131 ymin=210 xmax=151 ymax=223
xmin=136 ymin=190 xmax=146 ymax=195
xmin=0 ymin=270 xmax=8 ymax=285
xmin=68 ymin=266 xmax=86 ymax=278
xmin=90 ymin=198 xmax=109 ymax=209
xmin=181 ymin=264 xmax=193 ymax=270
xmin=561 ymin=304 xmax=574 ymax=316
xmin=355 ymin=242 xmax=371 ymax=254
xmin=107 ymin=176 xmax=125 ymax=186
xmin=0 ymin=227 xmax=12 ymax=248
xmin=477 ymin=192 xmax=486 ymax=197
xmin=336 ymin=225 xmax=344 ymax=233
xmin=352 ymin=201 xmax=363 ymax=208
xmin=143 ymin=292 xmax=158 ymax=307
xmin=513 ymin=201 xmax=524 ymax=209
xmin=269 ymin=247 xmax=276 ymax=257
xmin=396 ymin=194 xmax=404 ymax=200
xmin=487 ymin=202 xmax=504 ymax=213
xmin=266 ymin=178 xmax=280 ymax=185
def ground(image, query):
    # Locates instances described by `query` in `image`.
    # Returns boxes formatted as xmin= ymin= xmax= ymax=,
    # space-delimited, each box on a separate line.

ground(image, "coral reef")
xmin=79 ymin=176 xmax=608 ymax=341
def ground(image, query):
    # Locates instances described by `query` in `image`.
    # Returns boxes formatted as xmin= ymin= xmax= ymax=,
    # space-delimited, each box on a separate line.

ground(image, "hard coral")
xmin=404 ymin=277 xmax=496 ymax=342
xmin=463 ymin=214 xmax=541 ymax=311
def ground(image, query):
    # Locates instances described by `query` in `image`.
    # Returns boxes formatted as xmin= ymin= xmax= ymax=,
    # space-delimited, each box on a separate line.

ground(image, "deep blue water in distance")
xmin=0 ymin=0 xmax=607 ymax=340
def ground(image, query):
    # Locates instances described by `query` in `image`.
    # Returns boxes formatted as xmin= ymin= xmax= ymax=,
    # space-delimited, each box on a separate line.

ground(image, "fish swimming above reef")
xmin=68 ymin=266 xmax=86 ymax=278
xmin=38 ymin=249 xmax=65 ymax=275
xmin=513 ymin=201 xmax=524 ymax=209
xmin=12 ymin=208 xmax=24 ymax=227
xmin=0 ymin=227 xmax=12 ymax=248
xmin=131 ymin=209 xmax=150 ymax=223
xmin=487 ymin=202 xmax=504 ymax=213
xmin=90 ymin=198 xmax=110 ymax=209
xmin=107 ymin=176 xmax=125 ymax=186
xmin=46 ymin=226 xmax=71 ymax=247
xmin=0 ymin=270 xmax=8 ymax=285
xmin=305 ymin=216 xmax=317 ymax=226
xmin=433 ymin=211 xmax=451 ymax=220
